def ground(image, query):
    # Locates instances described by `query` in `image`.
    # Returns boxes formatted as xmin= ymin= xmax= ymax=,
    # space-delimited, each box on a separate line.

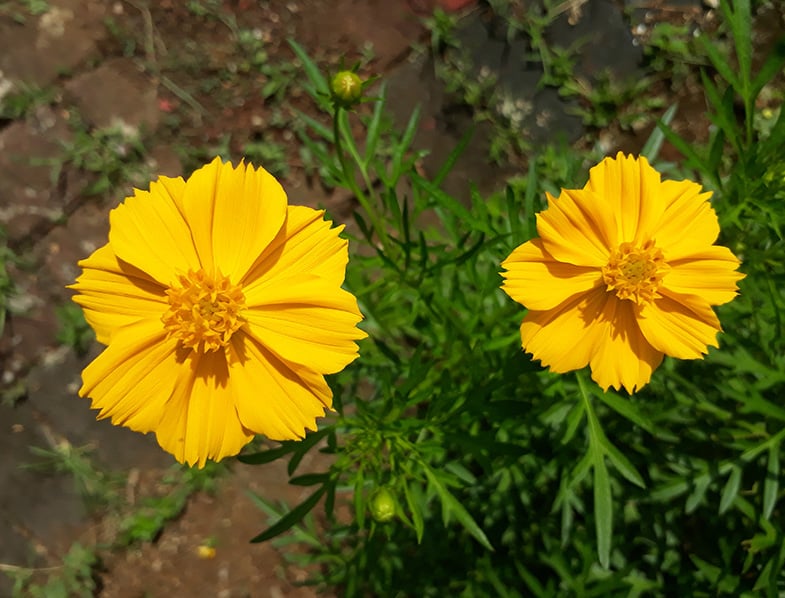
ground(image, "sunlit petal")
xmin=501 ymin=238 xmax=602 ymax=311
xmin=109 ymin=178 xmax=201 ymax=286
xmin=650 ymin=180 xmax=718 ymax=258
xmin=155 ymin=350 xmax=254 ymax=468
xmin=243 ymin=205 xmax=349 ymax=287
xmin=228 ymin=332 xmax=332 ymax=441
xmin=537 ymin=188 xmax=614 ymax=267
xmin=180 ymin=157 xmax=287 ymax=280
xmin=79 ymin=319 xmax=179 ymax=432
xmin=244 ymin=274 xmax=365 ymax=374
xmin=588 ymin=298 xmax=664 ymax=393
xmin=638 ymin=293 xmax=722 ymax=359
xmin=69 ymin=244 xmax=167 ymax=344
xmin=662 ymin=246 xmax=744 ymax=305
xmin=519 ymin=287 xmax=611 ymax=373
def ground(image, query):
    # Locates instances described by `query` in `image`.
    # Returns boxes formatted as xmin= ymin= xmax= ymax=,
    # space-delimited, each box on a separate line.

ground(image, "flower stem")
xmin=332 ymin=106 xmax=388 ymax=247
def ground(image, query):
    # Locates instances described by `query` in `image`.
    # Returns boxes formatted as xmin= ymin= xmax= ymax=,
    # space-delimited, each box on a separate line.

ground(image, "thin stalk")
xmin=333 ymin=107 xmax=389 ymax=247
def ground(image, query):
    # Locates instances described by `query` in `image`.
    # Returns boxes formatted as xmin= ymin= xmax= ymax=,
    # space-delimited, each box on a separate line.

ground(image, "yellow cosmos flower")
xmin=501 ymin=153 xmax=744 ymax=393
xmin=70 ymin=157 xmax=366 ymax=466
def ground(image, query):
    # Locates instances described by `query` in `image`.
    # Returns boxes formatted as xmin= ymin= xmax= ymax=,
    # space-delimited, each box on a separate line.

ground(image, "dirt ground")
xmin=2 ymin=0 xmax=775 ymax=596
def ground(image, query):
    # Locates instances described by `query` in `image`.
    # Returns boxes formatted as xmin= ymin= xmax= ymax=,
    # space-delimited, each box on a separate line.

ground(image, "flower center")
xmin=162 ymin=269 xmax=246 ymax=352
xmin=602 ymin=240 xmax=669 ymax=304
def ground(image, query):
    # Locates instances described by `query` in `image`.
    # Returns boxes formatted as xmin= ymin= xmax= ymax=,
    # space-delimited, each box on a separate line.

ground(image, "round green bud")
xmin=369 ymin=486 xmax=396 ymax=523
xmin=331 ymin=70 xmax=363 ymax=107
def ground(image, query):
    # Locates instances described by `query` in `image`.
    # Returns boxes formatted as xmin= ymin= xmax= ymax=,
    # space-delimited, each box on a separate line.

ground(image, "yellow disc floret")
xmin=602 ymin=240 xmax=669 ymax=304
xmin=162 ymin=268 xmax=246 ymax=352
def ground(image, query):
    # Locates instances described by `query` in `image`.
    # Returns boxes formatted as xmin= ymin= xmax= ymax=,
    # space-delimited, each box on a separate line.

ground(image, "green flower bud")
xmin=369 ymin=486 xmax=396 ymax=523
xmin=331 ymin=70 xmax=363 ymax=108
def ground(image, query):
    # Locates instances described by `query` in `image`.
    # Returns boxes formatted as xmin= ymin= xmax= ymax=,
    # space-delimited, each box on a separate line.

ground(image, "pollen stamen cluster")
xmin=162 ymin=268 xmax=246 ymax=352
xmin=602 ymin=240 xmax=669 ymax=304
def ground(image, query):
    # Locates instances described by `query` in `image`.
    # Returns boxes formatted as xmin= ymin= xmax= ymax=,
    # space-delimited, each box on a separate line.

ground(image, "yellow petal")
xmin=244 ymin=274 xmax=366 ymax=374
xmin=588 ymin=298 xmax=664 ymax=393
xmin=662 ymin=246 xmax=744 ymax=305
xmin=70 ymin=243 xmax=167 ymax=344
xmin=536 ymin=188 xmax=614 ymax=267
xmin=649 ymin=179 xmax=718 ymax=258
xmin=519 ymin=287 xmax=612 ymax=373
xmin=501 ymin=238 xmax=603 ymax=311
xmin=585 ymin=153 xmax=666 ymax=246
xmin=637 ymin=293 xmax=721 ymax=359
xmin=180 ymin=158 xmax=287 ymax=280
xmin=109 ymin=178 xmax=202 ymax=286
xmin=227 ymin=332 xmax=332 ymax=441
xmin=79 ymin=319 xmax=179 ymax=433
xmin=242 ymin=205 xmax=348 ymax=288
xmin=155 ymin=349 xmax=254 ymax=467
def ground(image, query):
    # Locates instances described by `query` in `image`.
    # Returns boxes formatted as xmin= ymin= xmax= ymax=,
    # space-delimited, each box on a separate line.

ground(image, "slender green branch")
xmin=332 ymin=106 xmax=389 ymax=247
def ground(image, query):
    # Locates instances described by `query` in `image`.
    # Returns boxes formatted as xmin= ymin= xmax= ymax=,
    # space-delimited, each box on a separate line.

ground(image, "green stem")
xmin=576 ymin=370 xmax=604 ymax=448
xmin=332 ymin=107 xmax=388 ymax=247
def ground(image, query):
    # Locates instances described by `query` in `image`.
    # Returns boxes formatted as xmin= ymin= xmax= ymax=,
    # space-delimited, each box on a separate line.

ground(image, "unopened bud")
xmin=369 ymin=486 xmax=396 ymax=523
xmin=331 ymin=70 xmax=363 ymax=108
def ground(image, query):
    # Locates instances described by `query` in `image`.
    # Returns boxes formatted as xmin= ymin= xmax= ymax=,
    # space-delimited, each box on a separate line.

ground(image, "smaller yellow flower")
xmin=197 ymin=544 xmax=216 ymax=559
xmin=501 ymin=153 xmax=745 ymax=393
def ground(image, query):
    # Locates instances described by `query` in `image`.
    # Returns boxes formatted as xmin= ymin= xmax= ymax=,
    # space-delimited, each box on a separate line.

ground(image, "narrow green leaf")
xmin=389 ymin=106 xmax=420 ymax=184
xmin=651 ymin=478 xmax=690 ymax=502
xmin=287 ymin=39 xmax=330 ymax=109
xmin=689 ymin=554 xmax=724 ymax=585
xmin=287 ymin=428 xmax=331 ymax=476
xmin=719 ymin=466 xmax=742 ymax=514
xmin=424 ymin=468 xmax=493 ymax=551
xmin=403 ymin=480 xmax=425 ymax=543
xmin=524 ymin=159 xmax=538 ymax=241
xmin=354 ymin=469 xmax=366 ymax=530
xmin=722 ymin=0 xmax=752 ymax=94
xmin=433 ymin=126 xmax=473 ymax=187
xmin=412 ymin=174 xmax=473 ymax=223
xmin=238 ymin=442 xmax=298 ymax=465
xmin=288 ymin=472 xmax=330 ymax=486
xmin=593 ymin=452 xmax=613 ymax=569
xmin=685 ymin=474 xmax=712 ymax=514
xmin=515 ymin=562 xmax=548 ymax=598
xmin=444 ymin=462 xmax=477 ymax=485
xmin=338 ymin=108 xmax=365 ymax=172
xmin=364 ymin=82 xmax=386 ymax=166
xmin=640 ymin=103 xmax=677 ymax=161
xmin=601 ymin=437 xmax=646 ymax=489
xmin=562 ymin=401 xmax=586 ymax=445
xmin=250 ymin=484 xmax=326 ymax=543
xmin=701 ymin=71 xmax=742 ymax=153
xmin=568 ymin=450 xmax=593 ymax=489
xmin=596 ymin=391 xmax=655 ymax=434
xmin=700 ymin=35 xmax=739 ymax=92
xmin=296 ymin=110 xmax=333 ymax=141
xmin=324 ymin=479 xmax=336 ymax=520
xmin=657 ymin=121 xmax=712 ymax=178
xmin=752 ymin=38 xmax=785 ymax=98
xmin=763 ymin=443 xmax=780 ymax=520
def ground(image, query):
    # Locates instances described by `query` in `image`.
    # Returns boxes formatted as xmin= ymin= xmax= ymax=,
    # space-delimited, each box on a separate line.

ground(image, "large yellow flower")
xmin=501 ymin=153 xmax=744 ymax=393
xmin=70 ymin=158 xmax=366 ymax=466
